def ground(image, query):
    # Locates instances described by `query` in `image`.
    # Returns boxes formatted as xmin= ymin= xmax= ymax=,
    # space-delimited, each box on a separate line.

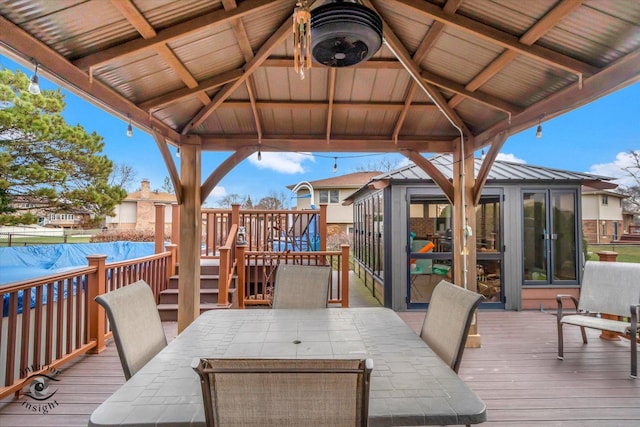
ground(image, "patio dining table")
xmin=88 ymin=307 xmax=486 ymax=426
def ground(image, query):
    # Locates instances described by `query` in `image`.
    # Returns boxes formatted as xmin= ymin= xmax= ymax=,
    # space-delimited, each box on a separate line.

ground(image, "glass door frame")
xmin=522 ymin=188 xmax=580 ymax=286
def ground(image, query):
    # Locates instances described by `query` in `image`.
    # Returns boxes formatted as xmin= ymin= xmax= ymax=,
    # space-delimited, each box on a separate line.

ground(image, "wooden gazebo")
xmin=1 ymin=0 xmax=639 ymax=332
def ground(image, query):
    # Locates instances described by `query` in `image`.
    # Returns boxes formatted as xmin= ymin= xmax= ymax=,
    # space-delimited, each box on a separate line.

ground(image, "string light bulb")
xmin=28 ymin=61 xmax=41 ymax=95
xmin=480 ymin=148 xmax=486 ymax=160
xmin=257 ymin=148 xmax=262 ymax=161
xmin=333 ymin=157 xmax=338 ymax=173
xmin=535 ymin=118 xmax=542 ymax=139
xmin=126 ymin=114 xmax=133 ymax=138
xmin=176 ymin=146 xmax=181 ymax=158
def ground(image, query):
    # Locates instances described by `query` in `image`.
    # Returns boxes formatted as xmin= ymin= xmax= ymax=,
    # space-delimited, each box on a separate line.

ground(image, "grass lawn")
xmin=586 ymin=244 xmax=640 ymax=263
xmin=0 ymin=234 xmax=92 ymax=247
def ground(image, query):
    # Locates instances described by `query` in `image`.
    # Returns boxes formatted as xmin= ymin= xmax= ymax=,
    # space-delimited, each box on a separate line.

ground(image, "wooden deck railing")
xmin=0 ymin=249 xmax=174 ymax=399
xmin=237 ymin=244 xmax=350 ymax=308
xmin=199 ymin=205 xmax=326 ymax=256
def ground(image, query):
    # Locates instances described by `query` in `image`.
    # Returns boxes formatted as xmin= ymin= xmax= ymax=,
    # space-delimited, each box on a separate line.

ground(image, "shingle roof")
xmin=287 ymin=171 xmax=382 ymax=190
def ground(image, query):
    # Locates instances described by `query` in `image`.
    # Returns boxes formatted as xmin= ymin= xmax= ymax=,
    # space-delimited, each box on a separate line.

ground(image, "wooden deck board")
xmin=1 ymin=280 xmax=639 ymax=426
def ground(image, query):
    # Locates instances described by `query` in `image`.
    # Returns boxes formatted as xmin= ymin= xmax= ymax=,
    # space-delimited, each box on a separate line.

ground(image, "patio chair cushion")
xmin=420 ymin=280 xmax=483 ymax=373
xmin=192 ymin=358 xmax=373 ymax=427
xmin=272 ymin=264 xmax=331 ymax=309
xmin=94 ymin=280 xmax=167 ymax=380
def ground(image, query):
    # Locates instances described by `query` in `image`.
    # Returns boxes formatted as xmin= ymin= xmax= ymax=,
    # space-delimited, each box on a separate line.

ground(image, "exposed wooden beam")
xmin=200 ymin=136 xmax=456 ymax=153
xmin=0 ymin=14 xmax=181 ymax=142
xmin=473 ymin=131 xmax=508 ymax=205
xmin=245 ymin=80 xmax=262 ymax=143
xmin=218 ymin=100 xmax=439 ymax=110
xmin=401 ymin=150 xmax=454 ymax=204
xmin=448 ymin=0 xmax=584 ymax=108
xmin=112 ymin=0 xmax=212 ymax=108
xmin=222 ymin=0 xmax=255 ymax=63
xmin=475 ymin=47 xmax=640 ymax=146
xmin=393 ymin=82 xmax=417 ymax=143
xmin=391 ymin=0 xmax=597 ymax=76
xmin=110 ymin=0 xmax=156 ymax=39
xmin=138 ymin=69 xmax=243 ymax=111
xmin=73 ymin=0 xmax=279 ymax=70
xmin=201 ymin=146 xmax=254 ymax=202
xmin=181 ymin=15 xmax=292 ymax=134
xmin=326 ymin=68 xmax=336 ymax=143
xmin=393 ymin=0 xmax=461 ymax=145
xmin=154 ymin=44 xmax=211 ymax=106
xmin=420 ymin=69 xmax=522 ymax=114
xmin=362 ymin=0 xmax=471 ymax=136
xmin=151 ymin=130 xmax=183 ymax=204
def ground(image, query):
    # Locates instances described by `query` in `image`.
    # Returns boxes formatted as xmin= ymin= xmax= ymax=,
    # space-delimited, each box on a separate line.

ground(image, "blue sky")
xmin=3 ymin=55 xmax=639 ymax=206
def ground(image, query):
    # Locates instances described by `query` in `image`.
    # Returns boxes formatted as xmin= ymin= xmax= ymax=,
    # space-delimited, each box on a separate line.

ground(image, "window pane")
xmin=330 ymin=190 xmax=339 ymax=203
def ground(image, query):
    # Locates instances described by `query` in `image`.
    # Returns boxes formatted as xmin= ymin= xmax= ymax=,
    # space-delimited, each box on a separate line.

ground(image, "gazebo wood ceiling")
xmin=1 ymin=0 xmax=639 ymax=330
xmin=1 ymin=0 xmax=638 ymax=157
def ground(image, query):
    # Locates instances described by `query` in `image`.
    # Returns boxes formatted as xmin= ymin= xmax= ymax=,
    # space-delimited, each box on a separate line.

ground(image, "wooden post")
xmin=341 ymin=244 xmax=350 ymax=307
xmin=236 ymin=244 xmax=246 ymax=308
xmin=452 ymin=142 xmax=481 ymax=348
xmin=87 ymin=255 xmax=107 ymax=354
xmin=177 ymin=142 xmax=201 ymax=333
xmin=154 ymin=203 xmax=166 ymax=254
xmin=218 ymin=246 xmax=229 ymax=306
xmin=166 ymin=243 xmax=177 ymax=279
xmin=171 ymin=203 xmax=180 ymax=257
xmin=319 ymin=204 xmax=327 ymax=251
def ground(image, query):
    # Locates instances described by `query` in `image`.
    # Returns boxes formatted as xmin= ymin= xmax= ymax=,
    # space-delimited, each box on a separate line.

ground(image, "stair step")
xmin=157 ymin=303 xmax=233 ymax=322
xmin=159 ymin=288 xmax=230 ymax=305
xmin=168 ymin=274 xmax=222 ymax=290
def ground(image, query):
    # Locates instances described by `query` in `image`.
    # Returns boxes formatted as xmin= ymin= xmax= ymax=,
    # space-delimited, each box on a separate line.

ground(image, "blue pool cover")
xmin=0 ymin=242 xmax=154 ymax=286
xmin=1 ymin=242 xmax=155 ymax=316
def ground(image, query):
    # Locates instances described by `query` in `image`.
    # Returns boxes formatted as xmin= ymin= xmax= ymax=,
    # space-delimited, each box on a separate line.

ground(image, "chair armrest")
xmin=631 ymin=304 xmax=640 ymax=336
xmin=556 ymin=294 xmax=580 ymax=320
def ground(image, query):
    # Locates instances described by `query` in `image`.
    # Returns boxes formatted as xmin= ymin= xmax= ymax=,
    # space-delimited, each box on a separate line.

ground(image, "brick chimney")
xmin=141 ymin=179 xmax=150 ymax=199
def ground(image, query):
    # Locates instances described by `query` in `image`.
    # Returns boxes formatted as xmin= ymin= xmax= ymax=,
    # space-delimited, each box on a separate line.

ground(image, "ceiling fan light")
xmin=311 ymin=0 xmax=383 ymax=68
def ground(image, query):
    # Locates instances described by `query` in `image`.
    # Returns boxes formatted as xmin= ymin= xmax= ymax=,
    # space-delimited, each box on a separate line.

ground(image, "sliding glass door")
xmin=523 ymin=189 xmax=578 ymax=285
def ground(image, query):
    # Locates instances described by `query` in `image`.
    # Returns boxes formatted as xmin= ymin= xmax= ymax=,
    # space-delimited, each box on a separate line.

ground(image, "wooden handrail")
xmin=218 ymin=224 xmax=238 ymax=306
xmin=0 ymin=249 xmax=175 ymax=400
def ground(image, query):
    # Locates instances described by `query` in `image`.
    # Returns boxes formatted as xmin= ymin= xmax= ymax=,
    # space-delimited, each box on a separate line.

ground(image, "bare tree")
xmin=109 ymin=163 xmax=138 ymax=191
xmin=352 ymin=156 xmax=400 ymax=173
xmin=158 ymin=176 xmax=174 ymax=194
xmin=256 ymin=190 xmax=290 ymax=210
xmin=620 ymin=152 xmax=640 ymax=213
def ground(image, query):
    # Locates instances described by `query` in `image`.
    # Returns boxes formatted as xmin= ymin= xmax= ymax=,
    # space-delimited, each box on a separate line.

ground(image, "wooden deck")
xmin=2 ymin=277 xmax=639 ymax=426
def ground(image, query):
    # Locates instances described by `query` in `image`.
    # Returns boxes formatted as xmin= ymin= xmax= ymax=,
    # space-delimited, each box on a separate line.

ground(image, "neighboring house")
xmin=105 ymin=179 xmax=175 ymax=231
xmin=288 ymin=171 xmax=381 ymax=236
xmin=344 ymin=156 xmax=617 ymax=312
xmin=9 ymin=196 xmax=92 ymax=228
xmin=581 ymin=186 xmax=626 ymax=244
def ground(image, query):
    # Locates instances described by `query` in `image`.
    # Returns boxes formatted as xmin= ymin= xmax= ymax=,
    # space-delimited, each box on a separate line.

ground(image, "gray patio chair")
xmin=94 ymin=280 xmax=167 ymax=380
xmin=420 ymin=280 xmax=483 ymax=373
xmin=272 ymin=264 xmax=331 ymax=309
xmin=192 ymin=358 xmax=374 ymax=427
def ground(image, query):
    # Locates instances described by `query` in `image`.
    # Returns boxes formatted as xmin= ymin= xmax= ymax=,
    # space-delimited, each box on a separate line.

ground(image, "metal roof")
xmin=343 ymin=154 xmax=618 ymax=202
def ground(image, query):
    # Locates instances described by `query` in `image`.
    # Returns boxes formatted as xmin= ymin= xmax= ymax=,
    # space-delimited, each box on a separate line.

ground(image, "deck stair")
xmin=614 ymin=233 xmax=640 ymax=244
xmin=157 ymin=259 xmax=237 ymax=321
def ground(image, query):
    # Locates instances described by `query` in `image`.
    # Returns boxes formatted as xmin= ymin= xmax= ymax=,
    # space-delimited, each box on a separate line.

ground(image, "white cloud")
xmin=210 ymin=186 xmax=227 ymax=197
xmin=203 ymin=186 xmax=227 ymax=206
xmin=589 ymin=151 xmax=638 ymax=186
xmin=496 ymin=153 xmax=526 ymax=164
xmin=248 ymin=152 xmax=313 ymax=174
